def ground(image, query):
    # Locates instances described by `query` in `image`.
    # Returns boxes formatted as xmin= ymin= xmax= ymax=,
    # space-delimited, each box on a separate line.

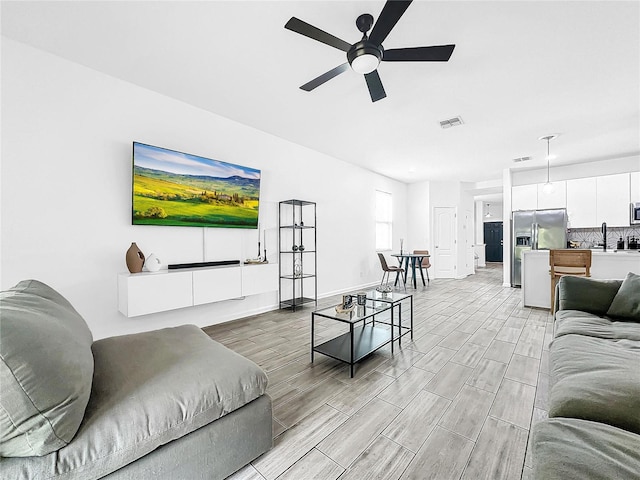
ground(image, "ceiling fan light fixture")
xmin=347 ymin=41 xmax=382 ymax=74
xmin=351 ymin=53 xmax=380 ymax=74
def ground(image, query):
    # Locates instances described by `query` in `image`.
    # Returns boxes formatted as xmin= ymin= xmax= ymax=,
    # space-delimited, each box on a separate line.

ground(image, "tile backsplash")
xmin=568 ymin=227 xmax=640 ymax=249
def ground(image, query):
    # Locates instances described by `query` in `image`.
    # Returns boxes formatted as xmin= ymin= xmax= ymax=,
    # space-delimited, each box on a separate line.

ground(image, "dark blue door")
xmin=484 ymin=222 xmax=503 ymax=262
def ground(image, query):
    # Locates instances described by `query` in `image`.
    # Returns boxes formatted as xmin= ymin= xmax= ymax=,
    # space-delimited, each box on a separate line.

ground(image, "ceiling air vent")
xmin=439 ymin=116 xmax=464 ymax=129
xmin=512 ymin=156 xmax=532 ymax=163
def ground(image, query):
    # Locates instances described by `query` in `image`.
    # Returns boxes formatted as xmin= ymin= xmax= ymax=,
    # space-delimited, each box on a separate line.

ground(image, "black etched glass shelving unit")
xmin=279 ymin=200 xmax=317 ymax=311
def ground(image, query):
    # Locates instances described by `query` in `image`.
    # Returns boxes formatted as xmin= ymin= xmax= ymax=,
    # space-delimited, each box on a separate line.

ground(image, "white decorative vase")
xmin=144 ymin=253 xmax=162 ymax=272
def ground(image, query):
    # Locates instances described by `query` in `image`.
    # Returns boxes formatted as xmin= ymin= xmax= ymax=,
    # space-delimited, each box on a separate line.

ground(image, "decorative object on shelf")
xmin=143 ymin=253 xmax=162 ymax=272
xmin=125 ymin=242 xmax=145 ymax=273
xmin=539 ymin=134 xmax=558 ymax=194
xmin=257 ymin=222 xmax=262 ymax=258
xmin=375 ymin=284 xmax=393 ymax=293
xmin=299 ymin=245 xmax=305 ymax=251
xmin=356 ymin=292 xmax=367 ymax=306
xmin=335 ymin=294 xmax=355 ymax=314
xmin=263 ymin=229 xmax=267 ymax=262
xmin=293 ymin=258 xmax=302 ymax=277
xmin=400 ymin=238 xmax=404 ymax=255
xmin=292 ymin=245 xmax=299 ymax=251
xmin=335 ymin=303 xmax=355 ymax=314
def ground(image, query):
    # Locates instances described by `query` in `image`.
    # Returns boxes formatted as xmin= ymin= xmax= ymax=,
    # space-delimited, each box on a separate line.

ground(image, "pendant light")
xmin=485 ymin=203 xmax=492 ymax=218
xmin=539 ymin=134 xmax=558 ymax=194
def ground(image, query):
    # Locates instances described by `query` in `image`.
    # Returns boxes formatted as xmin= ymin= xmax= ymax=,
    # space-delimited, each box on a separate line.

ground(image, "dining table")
xmin=391 ymin=253 xmax=430 ymax=289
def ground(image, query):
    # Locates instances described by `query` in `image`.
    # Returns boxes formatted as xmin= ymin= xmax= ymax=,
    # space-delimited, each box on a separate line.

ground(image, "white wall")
xmin=407 ymin=181 xmax=430 ymax=252
xmin=1 ymin=39 xmax=407 ymax=339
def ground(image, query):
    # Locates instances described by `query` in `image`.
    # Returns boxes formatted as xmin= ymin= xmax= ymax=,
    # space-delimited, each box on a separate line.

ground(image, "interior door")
xmin=484 ymin=221 xmax=503 ymax=262
xmin=434 ymin=207 xmax=456 ymax=278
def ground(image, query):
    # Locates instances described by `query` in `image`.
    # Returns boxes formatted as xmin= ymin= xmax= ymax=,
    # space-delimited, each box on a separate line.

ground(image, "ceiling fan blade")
xmin=300 ymin=63 xmax=350 ymax=91
xmin=383 ymin=44 xmax=455 ymax=62
xmin=365 ymin=70 xmax=387 ymax=102
xmin=285 ymin=17 xmax=351 ymax=52
xmin=368 ymin=0 xmax=412 ymax=46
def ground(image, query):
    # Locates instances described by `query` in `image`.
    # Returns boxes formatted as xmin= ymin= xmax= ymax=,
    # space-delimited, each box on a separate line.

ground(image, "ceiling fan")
xmin=284 ymin=0 xmax=455 ymax=102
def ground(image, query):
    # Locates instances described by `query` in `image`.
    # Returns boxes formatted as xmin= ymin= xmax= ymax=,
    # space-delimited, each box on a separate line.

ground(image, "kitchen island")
xmin=522 ymin=250 xmax=640 ymax=309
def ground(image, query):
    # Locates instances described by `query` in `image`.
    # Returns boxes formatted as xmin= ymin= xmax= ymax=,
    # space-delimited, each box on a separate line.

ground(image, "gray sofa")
xmin=0 ymin=280 xmax=272 ymax=479
xmin=532 ymin=273 xmax=640 ymax=480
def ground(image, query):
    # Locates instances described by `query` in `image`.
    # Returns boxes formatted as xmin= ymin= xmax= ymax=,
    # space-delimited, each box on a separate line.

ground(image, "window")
xmin=375 ymin=190 xmax=392 ymax=250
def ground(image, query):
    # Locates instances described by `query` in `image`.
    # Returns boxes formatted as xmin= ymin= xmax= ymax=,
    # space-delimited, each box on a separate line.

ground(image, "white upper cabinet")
xmin=537 ymin=181 xmax=567 ymax=210
xmin=512 ymin=184 xmax=538 ymax=211
xmin=566 ymin=177 xmax=597 ymax=228
xmin=631 ymin=172 xmax=640 ymax=203
xmin=596 ymin=173 xmax=630 ymax=226
xmin=514 ymin=171 xmax=637 ymax=227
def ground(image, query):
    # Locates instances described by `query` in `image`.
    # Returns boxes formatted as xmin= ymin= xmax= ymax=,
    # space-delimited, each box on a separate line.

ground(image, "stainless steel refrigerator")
xmin=511 ymin=208 xmax=568 ymax=287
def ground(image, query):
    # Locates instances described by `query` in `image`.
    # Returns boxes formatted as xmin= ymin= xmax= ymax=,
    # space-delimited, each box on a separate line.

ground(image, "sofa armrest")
xmin=557 ymin=276 xmax=622 ymax=316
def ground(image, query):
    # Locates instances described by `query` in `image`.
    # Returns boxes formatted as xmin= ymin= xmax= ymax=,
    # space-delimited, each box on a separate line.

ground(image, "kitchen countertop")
xmin=521 ymin=249 xmax=640 ymax=309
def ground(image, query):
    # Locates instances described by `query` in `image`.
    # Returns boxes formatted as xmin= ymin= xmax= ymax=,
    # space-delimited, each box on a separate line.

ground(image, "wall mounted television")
xmin=132 ymin=142 xmax=260 ymax=228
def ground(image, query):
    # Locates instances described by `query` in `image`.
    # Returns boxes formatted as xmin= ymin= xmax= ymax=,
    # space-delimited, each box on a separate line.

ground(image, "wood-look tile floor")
xmin=203 ymin=264 xmax=550 ymax=480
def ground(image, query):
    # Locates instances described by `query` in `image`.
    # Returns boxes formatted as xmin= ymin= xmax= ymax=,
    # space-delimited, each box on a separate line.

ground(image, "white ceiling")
xmin=2 ymin=1 xmax=639 ymax=185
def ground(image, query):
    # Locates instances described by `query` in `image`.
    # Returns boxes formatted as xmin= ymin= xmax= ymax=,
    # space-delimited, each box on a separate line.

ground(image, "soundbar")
xmin=168 ymin=260 xmax=240 ymax=270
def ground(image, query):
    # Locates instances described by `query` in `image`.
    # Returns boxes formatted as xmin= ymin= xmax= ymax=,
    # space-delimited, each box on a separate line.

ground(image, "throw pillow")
xmin=606 ymin=272 xmax=640 ymax=322
xmin=0 ymin=280 xmax=94 ymax=457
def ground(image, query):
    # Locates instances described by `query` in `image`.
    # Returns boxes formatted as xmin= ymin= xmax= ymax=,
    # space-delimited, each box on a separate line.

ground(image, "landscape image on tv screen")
xmin=132 ymin=142 xmax=260 ymax=228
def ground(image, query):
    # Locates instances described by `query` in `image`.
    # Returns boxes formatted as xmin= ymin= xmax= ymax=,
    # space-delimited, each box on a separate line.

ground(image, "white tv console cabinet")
xmin=118 ymin=262 xmax=278 ymax=317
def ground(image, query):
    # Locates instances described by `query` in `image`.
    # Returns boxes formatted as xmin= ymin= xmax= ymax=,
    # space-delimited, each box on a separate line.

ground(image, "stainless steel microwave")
xmin=632 ymin=203 xmax=640 ymax=225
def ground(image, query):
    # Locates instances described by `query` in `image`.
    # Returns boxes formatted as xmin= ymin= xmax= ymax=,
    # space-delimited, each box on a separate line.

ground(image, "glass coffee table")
xmin=363 ymin=289 xmax=413 ymax=345
xmin=311 ymin=300 xmax=393 ymax=377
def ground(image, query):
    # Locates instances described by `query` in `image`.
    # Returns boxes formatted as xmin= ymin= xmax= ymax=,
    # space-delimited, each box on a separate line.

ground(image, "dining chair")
xmin=412 ymin=249 xmax=431 ymax=283
xmin=377 ymin=253 xmax=406 ymax=291
xmin=549 ymin=249 xmax=591 ymax=314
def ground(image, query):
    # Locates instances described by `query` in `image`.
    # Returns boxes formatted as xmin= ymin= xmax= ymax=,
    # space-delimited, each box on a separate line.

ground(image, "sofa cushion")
xmin=0 ymin=324 xmax=268 ymax=479
xmin=607 ymin=272 xmax=640 ymax=322
xmin=533 ymin=418 xmax=640 ymax=480
xmin=0 ymin=280 xmax=94 ymax=457
xmin=554 ymin=310 xmax=640 ymax=341
xmin=557 ymin=275 xmax=621 ymax=317
xmin=549 ymin=333 xmax=640 ymax=434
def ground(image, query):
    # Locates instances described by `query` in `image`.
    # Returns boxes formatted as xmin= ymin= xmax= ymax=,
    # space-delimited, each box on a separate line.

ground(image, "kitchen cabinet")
xmin=566 ymin=177 xmax=597 ymax=228
xmin=596 ymin=173 xmax=630 ymax=226
xmin=537 ymin=180 xmax=566 ymax=209
xmin=631 ymin=172 xmax=640 ymax=203
xmin=512 ymin=184 xmax=538 ymax=211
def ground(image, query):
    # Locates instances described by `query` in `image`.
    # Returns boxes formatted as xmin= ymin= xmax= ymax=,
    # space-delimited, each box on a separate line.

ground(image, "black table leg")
xmin=411 ymin=257 xmax=418 ymax=289
xmin=311 ymin=313 xmax=315 ymax=362
xmin=404 ymin=257 xmax=410 ymax=285
xmin=418 ymin=257 xmax=426 ymax=286
xmin=398 ymin=303 xmax=402 ymax=346
xmin=350 ymin=323 xmax=354 ymax=378
xmin=410 ymin=296 xmax=414 ymax=339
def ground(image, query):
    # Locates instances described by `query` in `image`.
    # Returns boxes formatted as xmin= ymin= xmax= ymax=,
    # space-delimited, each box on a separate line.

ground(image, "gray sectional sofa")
xmin=533 ymin=273 xmax=640 ymax=480
xmin=0 ymin=280 xmax=272 ymax=479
